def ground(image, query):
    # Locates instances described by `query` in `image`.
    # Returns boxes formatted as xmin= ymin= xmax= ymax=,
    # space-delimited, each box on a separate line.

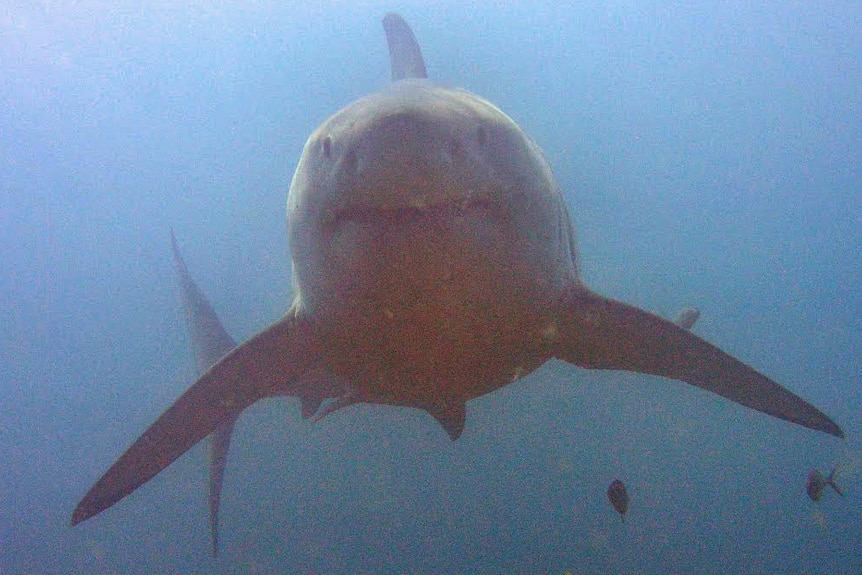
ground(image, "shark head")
xmin=286 ymin=80 xmax=579 ymax=321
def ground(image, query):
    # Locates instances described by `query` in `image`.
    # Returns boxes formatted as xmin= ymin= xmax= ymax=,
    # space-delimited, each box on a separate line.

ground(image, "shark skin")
xmin=170 ymin=230 xmax=237 ymax=557
xmin=71 ymin=12 xmax=843 ymax=530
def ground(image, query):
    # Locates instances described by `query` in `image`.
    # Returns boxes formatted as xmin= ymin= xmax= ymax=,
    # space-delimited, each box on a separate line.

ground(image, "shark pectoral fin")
xmin=71 ymin=312 xmax=319 ymax=526
xmin=209 ymin=417 xmax=236 ymax=557
xmin=426 ymin=402 xmax=466 ymax=441
xmin=553 ymin=288 xmax=844 ymax=438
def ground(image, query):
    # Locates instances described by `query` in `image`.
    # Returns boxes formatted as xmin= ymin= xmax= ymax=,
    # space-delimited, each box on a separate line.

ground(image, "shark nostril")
xmin=322 ymin=135 xmax=333 ymax=158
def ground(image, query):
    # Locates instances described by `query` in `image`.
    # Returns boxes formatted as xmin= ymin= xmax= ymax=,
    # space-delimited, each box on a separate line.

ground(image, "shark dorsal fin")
xmin=383 ymin=13 xmax=427 ymax=81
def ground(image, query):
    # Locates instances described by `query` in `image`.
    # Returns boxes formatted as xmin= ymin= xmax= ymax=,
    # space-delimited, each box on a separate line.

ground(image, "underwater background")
xmin=1 ymin=1 xmax=860 ymax=573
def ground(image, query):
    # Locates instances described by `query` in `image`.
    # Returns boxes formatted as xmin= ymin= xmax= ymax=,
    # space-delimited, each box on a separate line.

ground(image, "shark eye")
xmin=322 ymin=135 xmax=333 ymax=158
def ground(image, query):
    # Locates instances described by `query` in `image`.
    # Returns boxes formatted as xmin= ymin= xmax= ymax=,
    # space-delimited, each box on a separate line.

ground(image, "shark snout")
xmin=339 ymin=111 xmax=463 ymax=209
xmin=359 ymin=112 xmax=445 ymax=174
xmin=321 ymin=106 xmax=495 ymax=221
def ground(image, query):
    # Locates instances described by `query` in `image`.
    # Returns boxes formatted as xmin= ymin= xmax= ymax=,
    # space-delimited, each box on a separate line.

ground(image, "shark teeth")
xmin=327 ymin=192 xmax=497 ymax=226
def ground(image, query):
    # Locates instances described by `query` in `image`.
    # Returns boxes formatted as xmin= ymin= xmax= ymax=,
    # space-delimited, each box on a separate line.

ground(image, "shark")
xmin=175 ymin=234 xmax=700 ymax=553
xmin=71 ymin=12 xmax=843 ymax=531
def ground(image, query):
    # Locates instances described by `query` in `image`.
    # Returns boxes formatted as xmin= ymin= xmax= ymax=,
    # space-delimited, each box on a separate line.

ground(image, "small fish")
xmin=806 ymin=467 xmax=843 ymax=502
xmin=607 ymin=479 xmax=629 ymax=522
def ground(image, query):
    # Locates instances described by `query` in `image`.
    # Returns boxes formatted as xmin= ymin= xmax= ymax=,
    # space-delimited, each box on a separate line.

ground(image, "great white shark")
xmin=72 ymin=12 xmax=842 ymax=531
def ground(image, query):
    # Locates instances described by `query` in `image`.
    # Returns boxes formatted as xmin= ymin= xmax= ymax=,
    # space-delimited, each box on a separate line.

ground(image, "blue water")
xmin=1 ymin=2 xmax=860 ymax=573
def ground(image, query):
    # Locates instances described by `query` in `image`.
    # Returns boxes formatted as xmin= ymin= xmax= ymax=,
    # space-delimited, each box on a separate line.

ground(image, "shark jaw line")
xmin=323 ymin=189 xmax=501 ymax=228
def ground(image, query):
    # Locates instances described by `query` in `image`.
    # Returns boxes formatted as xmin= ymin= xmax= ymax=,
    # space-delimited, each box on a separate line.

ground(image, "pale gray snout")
xmin=346 ymin=112 xmax=459 ymax=205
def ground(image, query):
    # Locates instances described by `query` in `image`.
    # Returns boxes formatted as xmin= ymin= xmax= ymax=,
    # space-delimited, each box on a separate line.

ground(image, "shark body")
xmin=72 ymin=12 xmax=842 ymax=532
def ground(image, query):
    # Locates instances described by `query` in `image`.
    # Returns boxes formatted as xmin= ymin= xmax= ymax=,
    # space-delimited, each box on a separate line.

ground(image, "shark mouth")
xmin=326 ymin=188 xmax=502 ymax=227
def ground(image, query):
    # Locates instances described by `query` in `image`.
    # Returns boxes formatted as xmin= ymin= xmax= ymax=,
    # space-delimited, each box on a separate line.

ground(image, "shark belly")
xmin=306 ymin=205 xmax=554 ymax=408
